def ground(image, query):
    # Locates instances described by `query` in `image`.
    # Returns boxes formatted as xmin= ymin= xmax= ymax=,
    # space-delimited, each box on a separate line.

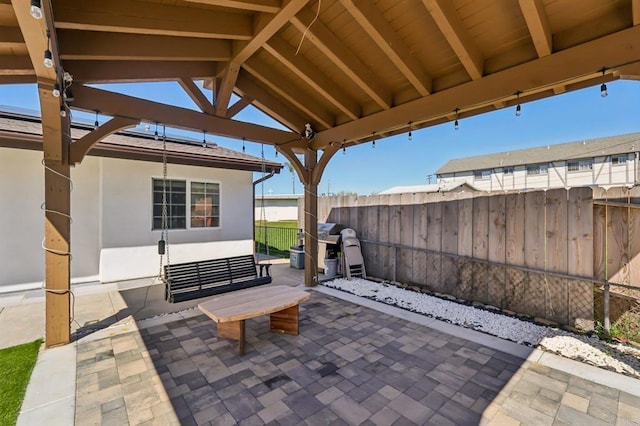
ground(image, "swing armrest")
xmin=257 ymin=263 xmax=271 ymax=277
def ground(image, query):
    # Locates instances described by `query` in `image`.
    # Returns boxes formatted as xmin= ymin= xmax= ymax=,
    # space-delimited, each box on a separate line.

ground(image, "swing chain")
xmin=158 ymin=125 xmax=170 ymax=281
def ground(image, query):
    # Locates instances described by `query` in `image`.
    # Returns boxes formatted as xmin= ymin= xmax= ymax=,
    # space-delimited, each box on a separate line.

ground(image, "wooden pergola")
xmin=2 ymin=0 xmax=640 ymax=346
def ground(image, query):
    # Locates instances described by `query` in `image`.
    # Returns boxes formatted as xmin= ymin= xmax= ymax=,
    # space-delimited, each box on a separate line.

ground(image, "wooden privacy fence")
xmin=319 ymin=188 xmax=604 ymax=329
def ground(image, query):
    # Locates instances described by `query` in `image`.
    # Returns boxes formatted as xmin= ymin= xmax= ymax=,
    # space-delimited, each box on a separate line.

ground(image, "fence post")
xmin=603 ymin=281 xmax=611 ymax=334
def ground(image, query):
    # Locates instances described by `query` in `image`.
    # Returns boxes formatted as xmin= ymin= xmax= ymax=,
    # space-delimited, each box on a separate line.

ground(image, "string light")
xmin=454 ymin=108 xmax=460 ymax=130
xmin=93 ymin=111 xmax=99 ymax=129
xmin=275 ymin=146 xmax=278 ymax=157
xmin=342 ymin=140 xmax=346 ymax=155
xmin=59 ymin=105 xmax=67 ymax=118
xmin=30 ymin=0 xmax=43 ymax=19
xmin=372 ymin=131 xmax=376 ymax=148
xmin=52 ymin=83 xmax=61 ymax=98
xmin=43 ymin=30 xmax=53 ymax=68
xmin=515 ymin=91 xmax=522 ymax=116
xmin=600 ymin=67 xmax=608 ymax=97
xmin=408 ymin=122 xmax=413 ymax=141
xmin=154 ymin=122 xmax=159 ymax=140
xmin=202 ymin=130 xmax=207 ymax=147
xmin=242 ymin=137 xmax=246 ymax=153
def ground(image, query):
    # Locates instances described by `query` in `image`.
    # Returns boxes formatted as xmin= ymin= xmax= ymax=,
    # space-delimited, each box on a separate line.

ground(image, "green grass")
xmin=0 ymin=339 xmax=42 ymax=426
xmin=255 ymin=220 xmax=298 ymax=228
xmin=255 ymin=220 xmax=300 ymax=258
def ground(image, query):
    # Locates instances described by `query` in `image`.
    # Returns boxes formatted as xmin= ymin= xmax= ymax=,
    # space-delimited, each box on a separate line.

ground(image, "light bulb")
xmin=30 ymin=0 xmax=42 ymax=19
xmin=515 ymin=104 xmax=521 ymax=117
xmin=343 ymin=146 xmax=346 ymax=155
xmin=600 ymin=83 xmax=608 ymax=97
xmin=154 ymin=130 xmax=159 ymax=140
xmin=52 ymin=83 xmax=60 ymax=98
xmin=454 ymin=119 xmax=459 ymax=130
xmin=59 ymin=106 xmax=67 ymax=117
xmin=43 ymin=50 xmax=53 ymax=68
xmin=408 ymin=131 xmax=412 ymax=141
xmin=372 ymin=140 xmax=376 ymax=148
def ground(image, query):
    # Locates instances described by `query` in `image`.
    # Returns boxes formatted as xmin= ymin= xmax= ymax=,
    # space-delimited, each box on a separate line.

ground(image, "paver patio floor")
xmin=74 ymin=289 xmax=640 ymax=425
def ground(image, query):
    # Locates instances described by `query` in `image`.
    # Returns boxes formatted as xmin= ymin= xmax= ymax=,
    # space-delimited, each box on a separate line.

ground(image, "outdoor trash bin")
xmin=290 ymin=245 xmax=304 ymax=269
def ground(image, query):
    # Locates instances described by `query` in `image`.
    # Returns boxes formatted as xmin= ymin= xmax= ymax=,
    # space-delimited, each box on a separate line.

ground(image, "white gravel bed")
xmin=323 ymin=278 xmax=640 ymax=378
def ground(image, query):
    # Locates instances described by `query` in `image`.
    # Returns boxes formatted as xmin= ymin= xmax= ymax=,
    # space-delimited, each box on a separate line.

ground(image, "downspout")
xmin=252 ymin=169 xmax=277 ymax=256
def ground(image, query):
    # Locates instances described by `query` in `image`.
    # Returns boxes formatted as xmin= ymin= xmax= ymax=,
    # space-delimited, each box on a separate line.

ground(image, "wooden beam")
xmin=226 ymin=96 xmax=252 ymax=118
xmin=303 ymin=148 xmax=318 ymax=286
xmin=518 ymin=0 xmax=552 ymax=57
xmin=69 ymin=117 xmax=139 ymax=164
xmin=422 ymin=0 xmax=484 ymax=80
xmin=0 ymin=25 xmax=24 ymax=43
xmin=53 ymin=0 xmax=253 ymax=40
xmin=244 ymin=60 xmax=334 ymax=129
xmin=264 ymin=37 xmax=360 ymax=120
xmin=310 ymin=25 xmax=640 ymax=150
xmin=0 ymin=74 xmax=35 ymax=83
xmin=214 ymin=0 xmax=309 ymax=116
xmin=633 ymin=0 xmax=640 ymax=26
xmin=236 ymin=70 xmax=307 ymax=132
xmin=71 ymin=84 xmax=300 ymax=145
xmin=0 ymin=55 xmax=34 ymax=75
xmin=340 ymin=0 xmax=431 ymax=96
xmin=291 ymin=10 xmax=391 ymax=110
xmin=57 ymin=30 xmax=231 ymax=61
xmin=181 ymin=0 xmax=281 ymax=13
xmin=178 ymin=77 xmax=216 ymax=115
xmin=65 ymin=60 xmax=218 ymax=83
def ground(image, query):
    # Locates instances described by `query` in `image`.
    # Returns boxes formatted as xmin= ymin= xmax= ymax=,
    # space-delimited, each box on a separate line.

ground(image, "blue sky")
xmin=2 ymin=80 xmax=640 ymax=195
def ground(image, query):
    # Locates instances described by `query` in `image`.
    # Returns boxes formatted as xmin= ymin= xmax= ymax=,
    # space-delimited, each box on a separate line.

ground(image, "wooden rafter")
xmin=182 ymin=0 xmax=281 ymax=14
xmin=236 ymin=70 xmax=307 ymax=133
xmin=53 ymin=0 xmax=253 ymax=40
xmin=214 ymin=0 xmax=309 ymax=117
xmin=65 ymin=60 xmax=218 ymax=83
xmin=340 ymin=0 xmax=431 ymax=96
xmin=57 ymin=30 xmax=231 ymax=61
xmin=264 ymin=37 xmax=360 ymax=120
xmin=178 ymin=77 xmax=216 ymax=115
xmin=70 ymin=84 xmax=299 ymax=145
xmin=633 ymin=0 xmax=640 ymax=26
xmin=69 ymin=116 xmax=139 ymax=164
xmin=0 ymin=25 xmax=23 ymax=42
xmin=518 ymin=0 xmax=552 ymax=57
xmin=0 ymin=54 xmax=34 ymax=75
xmin=243 ymin=59 xmax=334 ymax=129
xmin=310 ymin=25 xmax=640 ymax=150
xmin=422 ymin=0 xmax=484 ymax=80
xmin=226 ymin=96 xmax=253 ymax=118
xmin=290 ymin=10 xmax=391 ymax=110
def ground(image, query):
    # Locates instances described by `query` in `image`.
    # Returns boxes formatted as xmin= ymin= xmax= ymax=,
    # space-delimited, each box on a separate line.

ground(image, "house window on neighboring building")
xmin=612 ymin=154 xmax=628 ymax=165
xmin=153 ymin=179 xmax=187 ymax=230
xmin=526 ymin=164 xmax=548 ymax=175
xmin=503 ymin=167 xmax=514 ymax=175
xmin=191 ymin=182 xmax=220 ymax=228
xmin=474 ymin=170 xmax=491 ymax=180
xmin=568 ymin=159 xmax=593 ymax=172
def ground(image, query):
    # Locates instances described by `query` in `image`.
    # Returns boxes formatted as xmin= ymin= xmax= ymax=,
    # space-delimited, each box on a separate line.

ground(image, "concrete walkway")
xmin=2 ymin=261 xmax=639 ymax=425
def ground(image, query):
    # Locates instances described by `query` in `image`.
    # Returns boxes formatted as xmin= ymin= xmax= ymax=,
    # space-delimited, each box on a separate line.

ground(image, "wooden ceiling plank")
xmin=264 ymin=37 xmax=360 ymax=120
xmin=340 ymin=0 xmax=431 ymax=96
xmin=0 ymin=54 xmax=33 ymax=74
xmin=178 ymin=77 xmax=216 ymax=115
xmin=236 ymin=70 xmax=307 ymax=132
xmin=65 ymin=60 xmax=218 ymax=83
xmin=226 ymin=96 xmax=253 ymax=118
xmin=181 ymin=0 xmax=281 ymax=14
xmin=244 ymin=60 xmax=334 ymax=129
xmin=633 ymin=0 xmax=640 ymax=26
xmin=57 ymin=30 xmax=231 ymax=62
xmin=215 ymin=0 xmax=309 ymax=116
xmin=0 ymin=75 xmax=35 ymax=83
xmin=0 ymin=25 xmax=23 ymax=42
xmin=291 ymin=12 xmax=391 ymax=110
xmin=518 ymin=0 xmax=552 ymax=57
xmin=421 ymin=0 xmax=484 ymax=80
xmin=70 ymin=84 xmax=299 ymax=145
xmin=310 ymin=25 xmax=640 ymax=150
xmin=53 ymin=0 xmax=253 ymax=40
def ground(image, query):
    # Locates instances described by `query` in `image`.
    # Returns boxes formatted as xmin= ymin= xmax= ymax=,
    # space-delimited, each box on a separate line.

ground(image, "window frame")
xmin=612 ymin=154 xmax=627 ymax=165
xmin=567 ymin=159 xmax=593 ymax=173
xmin=473 ymin=169 xmax=491 ymax=180
xmin=503 ymin=167 xmax=514 ymax=175
xmin=152 ymin=178 xmax=222 ymax=231
xmin=526 ymin=163 xmax=548 ymax=175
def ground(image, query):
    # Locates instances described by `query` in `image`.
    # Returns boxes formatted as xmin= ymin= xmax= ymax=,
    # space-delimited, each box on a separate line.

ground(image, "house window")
xmin=612 ymin=155 xmax=627 ymax=165
xmin=503 ymin=167 xmax=514 ymax=175
xmin=153 ymin=179 xmax=186 ymax=230
xmin=191 ymin=182 xmax=220 ymax=228
xmin=526 ymin=164 xmax=548 ymax=175
xmin=568 ymin=159 xmax=593 ymax=172
xmin=474 ymin=170 xmax=491 ymax=180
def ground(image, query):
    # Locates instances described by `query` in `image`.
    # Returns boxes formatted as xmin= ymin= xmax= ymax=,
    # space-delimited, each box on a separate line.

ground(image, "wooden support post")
xmin=304 ymin=149 xmax=319 ymax=287
xmin=44 ymin=160 xmax=71 ymax=347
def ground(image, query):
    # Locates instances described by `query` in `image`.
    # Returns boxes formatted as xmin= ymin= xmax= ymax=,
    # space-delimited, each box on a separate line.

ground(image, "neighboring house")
xmin=0 ymin=109 xmax=280 ymax=291
xmin=378 ymin=181 xmax=478 ymax=195
xmin=436 ymin=133 xmax=640 ymax=191
xmin=255 ymin=194 xmax=302 ymax=222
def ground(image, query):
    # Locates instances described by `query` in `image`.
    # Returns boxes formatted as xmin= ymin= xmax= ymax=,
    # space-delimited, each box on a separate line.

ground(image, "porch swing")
xmin=159 ymin=129 xmax=272 ymax=303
